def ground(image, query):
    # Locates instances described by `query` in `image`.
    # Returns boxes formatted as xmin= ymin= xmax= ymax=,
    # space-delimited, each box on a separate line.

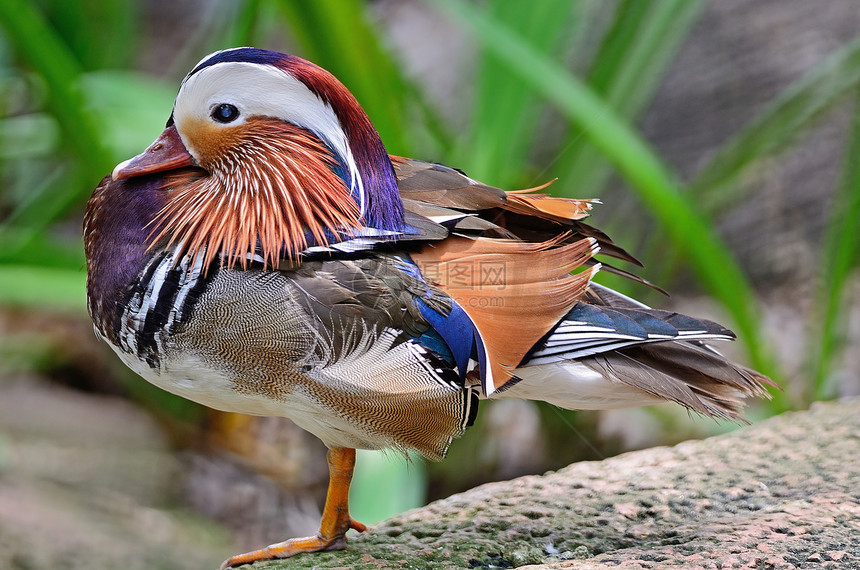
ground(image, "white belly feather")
xmin=499 ymin=360 xmax=661 ymax=409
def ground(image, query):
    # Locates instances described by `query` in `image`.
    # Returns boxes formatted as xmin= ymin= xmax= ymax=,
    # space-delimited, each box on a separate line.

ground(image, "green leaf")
xmin=225 ymin=0 xmax=264 ymax=47
xmin=0 ymin=265 xmax=86 ymax=313
xmin=351 ymin=450 xmax=426 ymax=524
xmin=554 ymin=0 xmax=704 ymax=196
xmin=0 ymin=113 xmax=59 ymax=159
xmin=79 ymin=70 xmax=178 ymax=162
xmin=274 ymin=0 xmax=415 ymax=155
xmin=0 ymin=0 xmax=114 ymax=180
xmin=811 ymin=88 xmax=860 ymax=401
xmin=34 ymin=0 xmax=139 ymax=70
xmin=0 ymin=162 xmax=81 ymax=243
xmin=691 ymin=33 xmax=860 ymax=213
xmin=0 ymin=71 xmax=173 ymax=255
xmin=463 ymin=0 xmax=576 ymax=186
xmin=0 ymin=225 xmax=84 ymax=270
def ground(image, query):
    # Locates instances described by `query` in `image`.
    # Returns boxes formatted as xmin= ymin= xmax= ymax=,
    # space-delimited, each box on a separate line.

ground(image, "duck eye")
xmin=211 ymin=103 xmax=240 ymax=123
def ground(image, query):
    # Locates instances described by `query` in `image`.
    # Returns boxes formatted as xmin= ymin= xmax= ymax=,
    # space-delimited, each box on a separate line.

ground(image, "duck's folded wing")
xmin=163 ymin=255 xmax=477 ymax=459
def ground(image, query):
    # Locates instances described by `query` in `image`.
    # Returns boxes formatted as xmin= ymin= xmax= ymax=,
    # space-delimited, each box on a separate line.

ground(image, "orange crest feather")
xmin=149 ymin=119 xmax=362 ymax=270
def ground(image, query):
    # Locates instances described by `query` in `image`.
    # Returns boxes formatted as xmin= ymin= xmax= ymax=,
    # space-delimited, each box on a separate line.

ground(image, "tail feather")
xmin=510 ymin=283 xmax=778 ymax=420
xmin=580 ymin=341 xmax=776 ymax=421
xmin=525 ymin=300 xmax=734 ymax=365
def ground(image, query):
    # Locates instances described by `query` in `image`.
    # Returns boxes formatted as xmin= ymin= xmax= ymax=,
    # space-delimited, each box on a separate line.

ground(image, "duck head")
xmin=114 ymin=47 xmax=404 ymax=269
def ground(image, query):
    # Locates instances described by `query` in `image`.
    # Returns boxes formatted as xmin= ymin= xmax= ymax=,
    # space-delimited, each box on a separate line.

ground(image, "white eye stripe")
xmin=173 ymin=61 xmax=366 ymax=215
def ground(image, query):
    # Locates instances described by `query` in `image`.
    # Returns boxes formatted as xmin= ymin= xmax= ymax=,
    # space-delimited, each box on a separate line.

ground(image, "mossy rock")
xmin=249 ymin=398 xmax=860 ymax=569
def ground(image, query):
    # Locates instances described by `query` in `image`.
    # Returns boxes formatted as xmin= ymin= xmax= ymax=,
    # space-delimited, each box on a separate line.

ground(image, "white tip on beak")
xmin=111 ymin=158 xmax=134 ymax=181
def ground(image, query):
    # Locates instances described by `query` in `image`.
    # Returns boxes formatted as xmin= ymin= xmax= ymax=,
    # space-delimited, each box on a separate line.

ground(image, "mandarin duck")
xmin=83 ymin=48 xmax=775 ymax=567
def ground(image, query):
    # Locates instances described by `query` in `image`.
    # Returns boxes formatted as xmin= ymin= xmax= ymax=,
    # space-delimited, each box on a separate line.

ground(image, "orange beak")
xmin=112 ymin=124 xmax=195 ymax=181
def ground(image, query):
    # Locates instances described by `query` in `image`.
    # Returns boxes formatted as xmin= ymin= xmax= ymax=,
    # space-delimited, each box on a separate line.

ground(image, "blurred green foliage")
xmin=2 ymin=0 xmax=860 ymax=518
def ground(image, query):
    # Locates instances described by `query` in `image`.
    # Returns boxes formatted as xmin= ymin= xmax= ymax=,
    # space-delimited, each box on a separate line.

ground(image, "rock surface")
xmin=256 ymin=398 xmax=860 ymax=569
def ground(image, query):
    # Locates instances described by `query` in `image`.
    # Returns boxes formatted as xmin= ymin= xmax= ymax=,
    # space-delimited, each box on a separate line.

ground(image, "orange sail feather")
xmin=411 ymin=235 xmax=600 ymax=391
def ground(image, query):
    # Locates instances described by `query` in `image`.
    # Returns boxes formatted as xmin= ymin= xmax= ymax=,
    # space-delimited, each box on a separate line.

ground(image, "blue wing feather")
xmin=414 ymin=298 xmax=476 ymax=380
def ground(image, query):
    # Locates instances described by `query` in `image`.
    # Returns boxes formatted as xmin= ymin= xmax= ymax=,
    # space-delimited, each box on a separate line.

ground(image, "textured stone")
xmin=258 ymin=398 xmax=860 ymax=569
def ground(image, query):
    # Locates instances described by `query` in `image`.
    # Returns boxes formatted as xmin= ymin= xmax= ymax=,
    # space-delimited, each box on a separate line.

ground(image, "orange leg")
xmin=221 ymin=447 xmax=367 ymax=568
